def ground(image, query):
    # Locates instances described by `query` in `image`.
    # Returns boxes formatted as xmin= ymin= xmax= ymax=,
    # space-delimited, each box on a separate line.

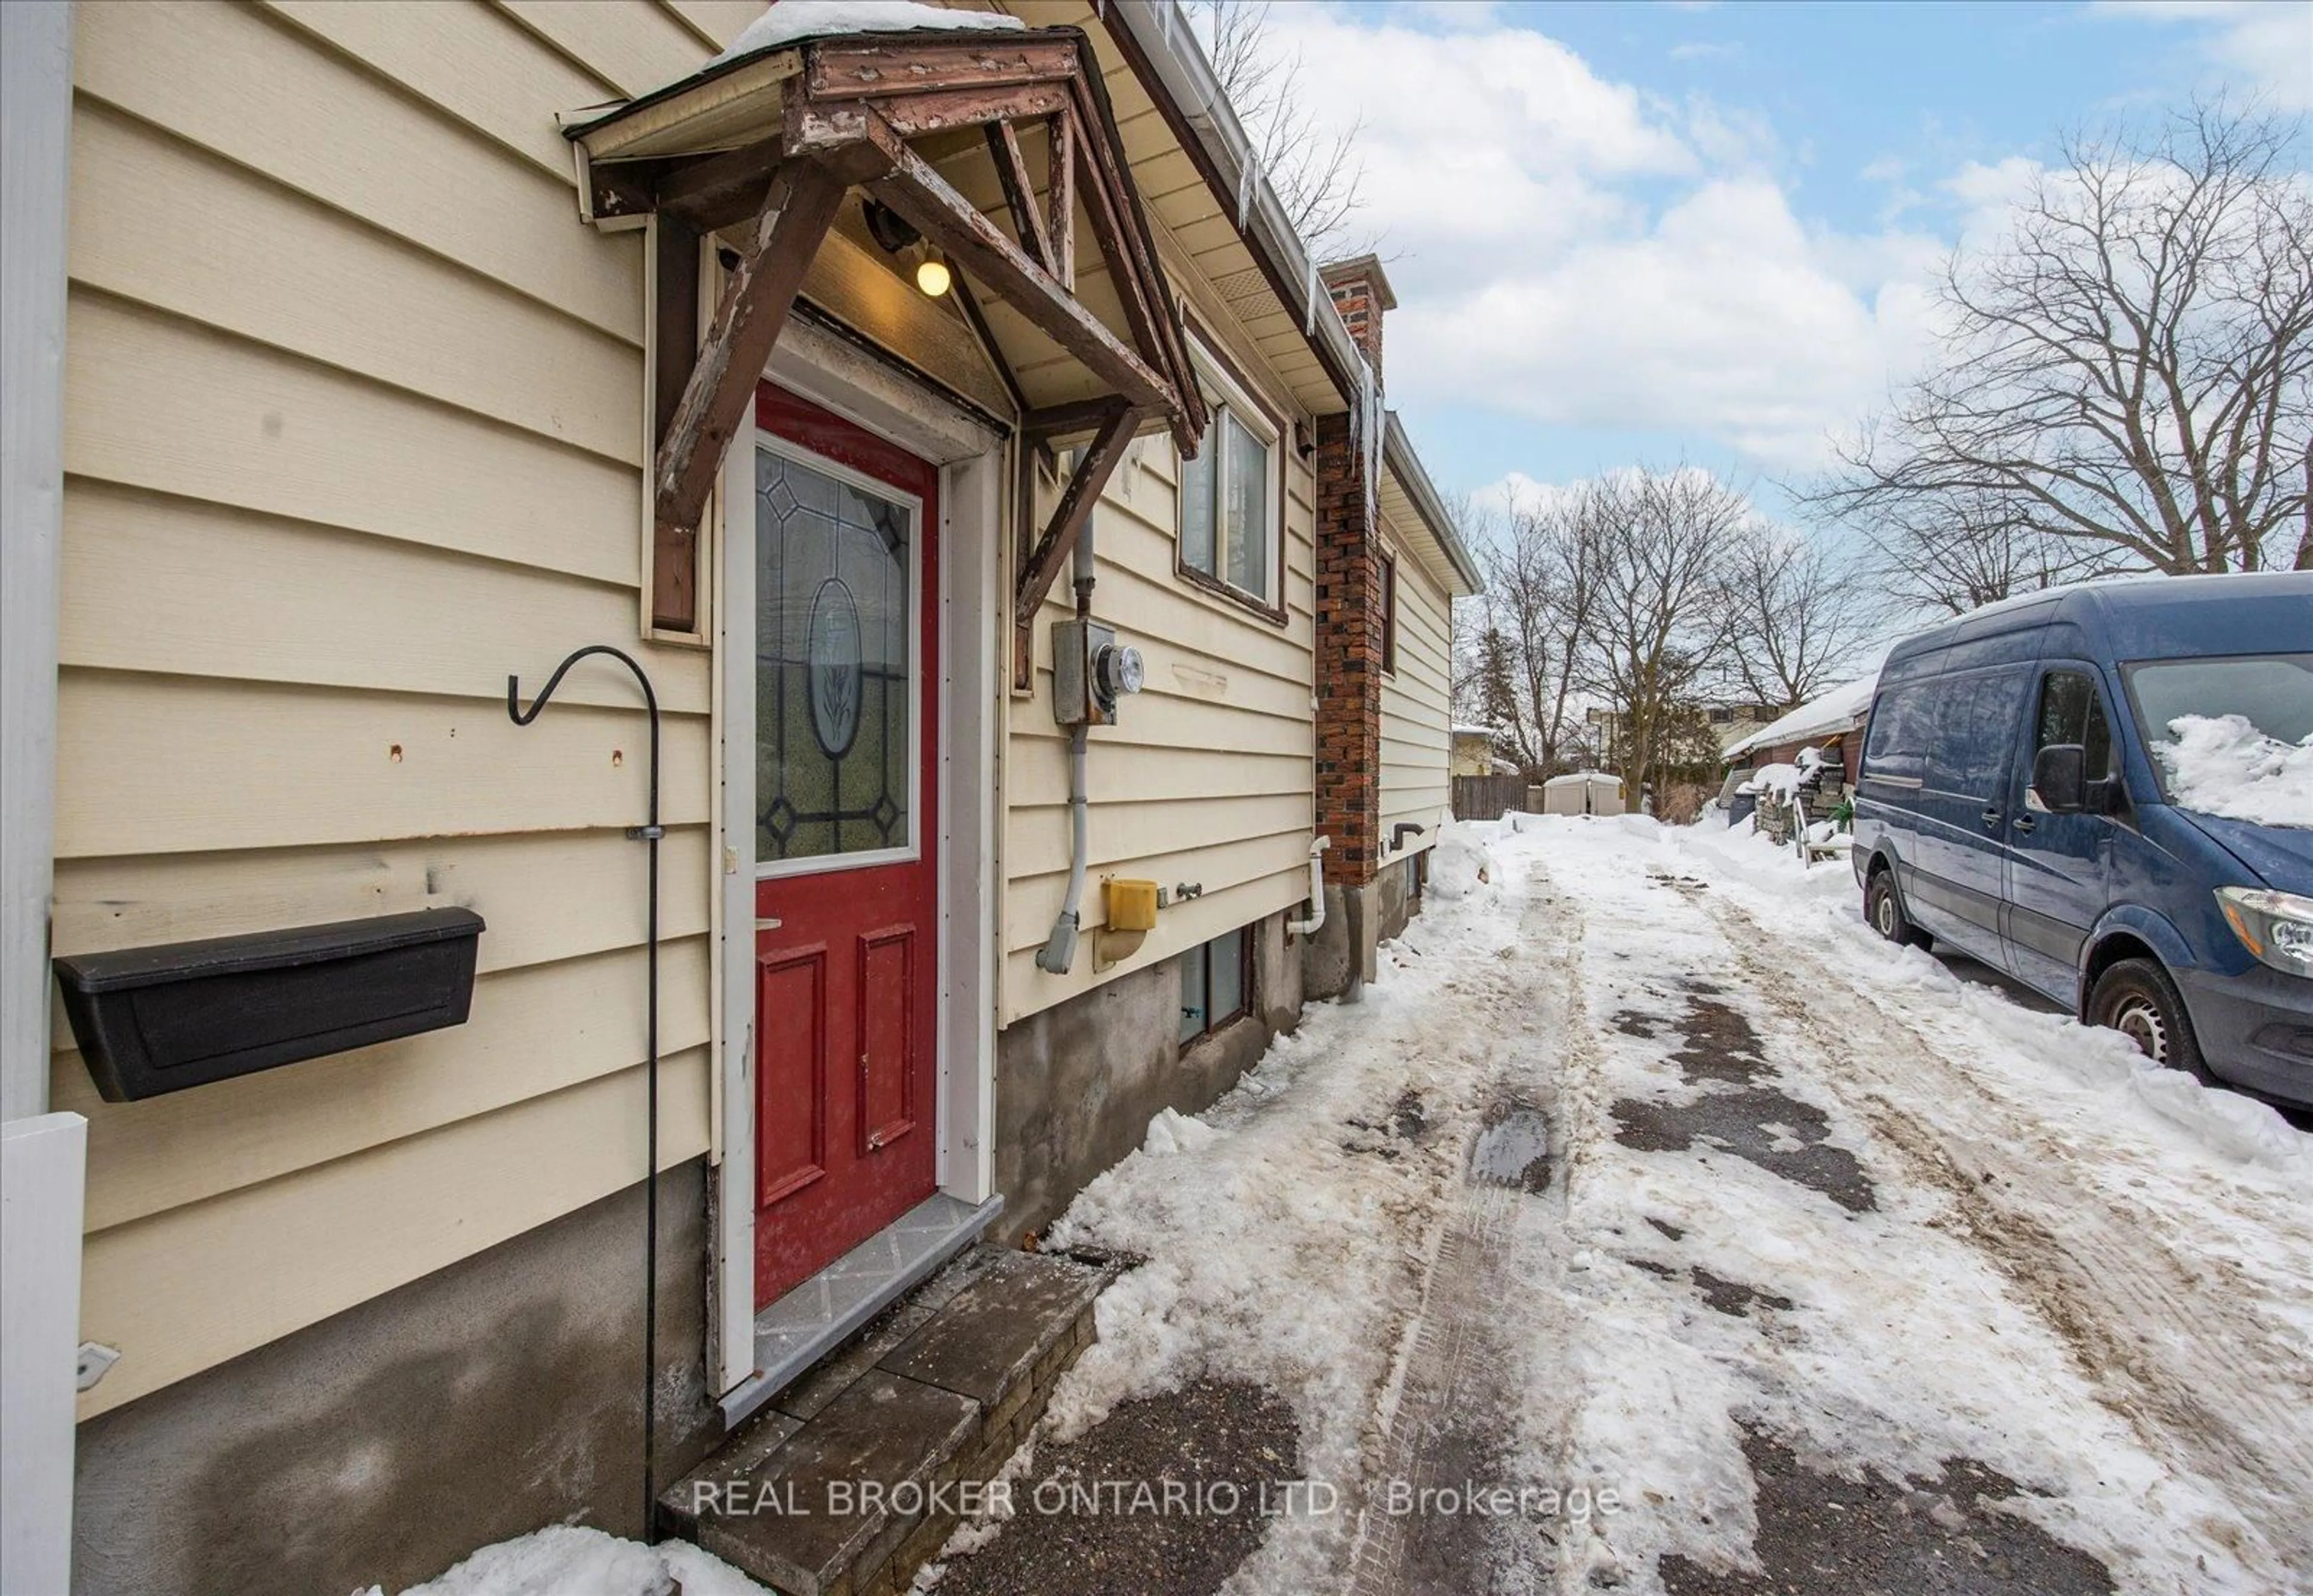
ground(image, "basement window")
xmin=1176 ymin=338 xmax=1282 ymax=616
xmin=1178 ymin=924 xmax=1250 ymax=1045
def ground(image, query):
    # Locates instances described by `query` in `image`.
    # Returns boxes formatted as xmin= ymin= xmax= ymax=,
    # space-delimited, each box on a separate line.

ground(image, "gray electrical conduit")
xmin=1037 ymin=508 xmax=1102 ymax=974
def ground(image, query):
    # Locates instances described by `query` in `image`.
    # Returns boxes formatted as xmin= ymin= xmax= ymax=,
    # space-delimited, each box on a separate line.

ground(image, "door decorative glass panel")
xmin=755 ymin=448 xmax=914 ymax=865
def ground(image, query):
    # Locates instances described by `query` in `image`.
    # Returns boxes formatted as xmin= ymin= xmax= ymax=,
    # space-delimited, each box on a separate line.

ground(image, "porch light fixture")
xmin=863 ymin=197 xmax=950 ymax=298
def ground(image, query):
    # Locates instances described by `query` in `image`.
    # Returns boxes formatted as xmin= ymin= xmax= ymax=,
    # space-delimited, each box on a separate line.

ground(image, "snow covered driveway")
xmin=997 ymin=817 xmax=2313 ymax=1596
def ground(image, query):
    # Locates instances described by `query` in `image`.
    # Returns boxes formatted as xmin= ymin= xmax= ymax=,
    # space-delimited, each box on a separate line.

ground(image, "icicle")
xmin=1303 ymin=254 xmax=1319 ymax=336
xmin=1238 ymin=151 xmax=1257 ymax=230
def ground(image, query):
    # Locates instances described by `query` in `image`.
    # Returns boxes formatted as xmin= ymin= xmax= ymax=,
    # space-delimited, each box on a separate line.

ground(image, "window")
xmin=1926 ymin=668 xmax=2030 ymax=798
xmin=1178 ymin=924 xmax=1250 ymax=1045
xmin=1176 ymin=348 xmax=1280 ymax=611
xmin=1861 ymin=685 xmax=1929 ymax=786
xmin=2034 ymin=670 xmax=2115 ymax=779
xmin=1379 ymin=552 xmax=1399 ymax=675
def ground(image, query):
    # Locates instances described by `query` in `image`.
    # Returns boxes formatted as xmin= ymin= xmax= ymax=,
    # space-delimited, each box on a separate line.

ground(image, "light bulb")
xmin=915 ymin=257 xmax=952 ymax=298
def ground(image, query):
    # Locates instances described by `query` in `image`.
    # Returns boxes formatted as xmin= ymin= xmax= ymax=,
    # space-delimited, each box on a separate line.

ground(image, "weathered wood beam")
xmin=805 ymin=35 xmax=1079 ymax=101
xmin=1013 ymin=399 xmax=1137 ymax=687
xmin=1064 ymin=87 xmax=1197 ymax=453
xmin=651 ymin=159 xmax=847 ymax=626
xmin=857 ymin=113 xmax=1175 ymax=414
xmin=985 ymin=119 xmax=1053 ymax=272
xmin=1047 ymin=109 xmax=1075 ymax=293
xmin=654 ymin=136 xmax=781 ymax=231
xmin=1024 ymin=397 xmax=1138 ymax=441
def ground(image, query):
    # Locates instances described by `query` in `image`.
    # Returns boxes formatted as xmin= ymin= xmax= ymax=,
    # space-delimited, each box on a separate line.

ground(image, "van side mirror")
xmin=2032 ymin=744 xmax=2087 ymax=812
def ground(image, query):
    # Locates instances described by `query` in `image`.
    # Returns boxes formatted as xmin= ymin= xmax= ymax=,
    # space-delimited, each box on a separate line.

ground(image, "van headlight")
xmin=2216 ymin=888 xmax=2313 ymax=978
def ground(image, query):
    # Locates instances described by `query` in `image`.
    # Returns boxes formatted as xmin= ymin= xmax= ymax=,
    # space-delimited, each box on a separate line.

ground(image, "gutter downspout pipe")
xmin=1036 ymin=519 xmax=1102 ymax=974
xmin=1287 ymin=835 xmax=1331 ymax=938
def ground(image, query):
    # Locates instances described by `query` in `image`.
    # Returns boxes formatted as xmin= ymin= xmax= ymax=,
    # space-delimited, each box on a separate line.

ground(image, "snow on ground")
xmin=389 ymin=815 xmax=2313 ymax=1595
xmin=2151 ymin=713 xmax=2313 ymax=828
xmin=372 ymin=1524 xmax=772 ymax=1596
xmin=961 ymin=814 xmax=2313 ymax=1593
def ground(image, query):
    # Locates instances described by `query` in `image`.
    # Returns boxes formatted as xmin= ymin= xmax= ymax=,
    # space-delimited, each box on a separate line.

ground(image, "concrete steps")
xmin=660 ymin=1245 xmax=1110 ymax=1596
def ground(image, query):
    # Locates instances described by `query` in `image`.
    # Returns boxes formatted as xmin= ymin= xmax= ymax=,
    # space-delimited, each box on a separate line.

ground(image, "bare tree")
xmin=1476 ymin=485 xmax=1605 ymax=776
xmin=1846 ymin=484 xmax=2099 ymax=617
xmin=1813 ymin=102 xmax=2313 ymax=578
xmin=1715 ymin=523 xmax=1876 ymax=710
xmin=1191 ymin=1 xmax=1369 ymax=255
xmin=1577 ymin=470 xmax=1746 ymax=808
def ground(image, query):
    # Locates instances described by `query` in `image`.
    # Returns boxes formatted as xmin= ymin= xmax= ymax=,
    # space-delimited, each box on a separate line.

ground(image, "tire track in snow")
xmin=1709 ymin=894 xmax=2313 ymax=1580
xmin=1348 ymin=885 xmax=1585 ymax=1596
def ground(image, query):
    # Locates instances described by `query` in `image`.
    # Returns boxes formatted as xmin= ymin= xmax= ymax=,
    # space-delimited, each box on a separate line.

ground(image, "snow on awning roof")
xmin=1723 ymin=676 xmax=1879 ymax=762
xmin=708 ymin=1 xmax=1025 ymax=67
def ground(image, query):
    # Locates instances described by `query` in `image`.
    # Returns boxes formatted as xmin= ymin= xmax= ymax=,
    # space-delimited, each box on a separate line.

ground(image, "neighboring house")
xmin=0 ymin=2 xmax=1480 ymax=1592
xmin=1451 ymin=723 xmax=1505 ymax=776
xmin=1723 ymin=678 xmax=1878 ymax=785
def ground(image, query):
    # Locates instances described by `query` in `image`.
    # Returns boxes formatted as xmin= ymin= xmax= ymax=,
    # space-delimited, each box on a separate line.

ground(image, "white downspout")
xmin=1287 ymin=835 xmax=1331 ymax=938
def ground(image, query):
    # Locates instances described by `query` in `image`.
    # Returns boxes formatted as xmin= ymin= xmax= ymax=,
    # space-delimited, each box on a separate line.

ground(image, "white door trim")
xmin=713 ymin=318 xmax=1005 ymax=1397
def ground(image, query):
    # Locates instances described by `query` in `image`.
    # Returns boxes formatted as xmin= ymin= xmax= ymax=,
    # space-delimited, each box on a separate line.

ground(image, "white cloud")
xmin=2091 ymin=1 xmax=2313 ymax=111
xmin=1260 ymin=8 xmax=1947 ymax=467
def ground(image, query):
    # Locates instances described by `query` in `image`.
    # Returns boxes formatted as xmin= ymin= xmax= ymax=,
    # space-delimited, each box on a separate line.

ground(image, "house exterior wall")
xmin=1001 ymin=338 xmax=1320 ymax=1026
xmin=1379 ymin=514 xmax=1453 ymax=870
xmin=45 ymin=2 xmax=1468 ymax=1589
xmin=54 ymin=0 xmax=754 ymax=1424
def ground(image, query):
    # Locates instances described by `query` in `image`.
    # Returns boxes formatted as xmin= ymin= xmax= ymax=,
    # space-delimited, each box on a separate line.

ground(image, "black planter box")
xmin=54 ymin=908 xmax=485 ymax=1103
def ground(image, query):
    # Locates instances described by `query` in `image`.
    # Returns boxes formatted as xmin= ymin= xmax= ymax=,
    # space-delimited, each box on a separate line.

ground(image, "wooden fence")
xmin=1450 ymin=773 xmax=1527 ymax=822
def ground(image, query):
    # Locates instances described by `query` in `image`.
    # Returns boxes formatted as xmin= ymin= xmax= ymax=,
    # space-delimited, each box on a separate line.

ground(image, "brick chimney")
xmin=1320 ymin=254 xmax=1396 ymax=381
xmin=1306 ymin=256 xmax=1402 ymax=1000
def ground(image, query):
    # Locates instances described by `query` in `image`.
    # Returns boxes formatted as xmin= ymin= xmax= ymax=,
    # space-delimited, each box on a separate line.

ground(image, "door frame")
xmin=711 ymin=316 xmax=1007 ymax=1398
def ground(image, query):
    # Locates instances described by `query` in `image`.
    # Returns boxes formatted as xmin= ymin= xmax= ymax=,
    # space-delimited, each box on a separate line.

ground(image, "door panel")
xmin=857 ymin=927 xmax=917 ymax=1156
xmin=751 ymin=383 xmax=940 ymax=1309
xmin=1906 ymin=666 xmax=2033 ymax=966
xmin=755 ymin=947 xmax=829 ymax=1208
xmin=2003 ymin=664 xmax=2118 ymax=1000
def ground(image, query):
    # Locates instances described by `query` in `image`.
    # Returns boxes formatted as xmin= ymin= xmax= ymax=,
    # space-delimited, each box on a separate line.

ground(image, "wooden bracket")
xmin=1012 ymin=399 xmax=1137 ymax=688
xmin=649 ymin=158 xmax=846 ymax=631
xmin=986 ymin=118 xmax=1054 ymax=272
xmin=861 ymin=112 xmax=1172 ymax=416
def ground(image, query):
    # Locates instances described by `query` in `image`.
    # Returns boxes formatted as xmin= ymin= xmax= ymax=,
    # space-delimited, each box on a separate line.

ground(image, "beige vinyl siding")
xmin=55 ymin=0 xmax=757 ymax=1418
xmin=1001 ymin=410 xmax=1319 ymax=1025
xmin=1381 ymin=519 xmax=1455 ymax=862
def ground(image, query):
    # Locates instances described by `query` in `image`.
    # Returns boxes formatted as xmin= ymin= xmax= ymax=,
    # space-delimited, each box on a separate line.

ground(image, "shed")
xmin=1541 ymin=771 xmax=1624 ymax=817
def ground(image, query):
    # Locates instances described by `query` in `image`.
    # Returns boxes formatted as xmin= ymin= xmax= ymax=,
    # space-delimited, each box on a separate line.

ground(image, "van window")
xmin=1927 ymin=669 xmax=2031 ymax=797
xmin=2034 ymin=671 xmax=2115 ymax=777
xmin=1862 ymin=686 xmax=1929 ymax=784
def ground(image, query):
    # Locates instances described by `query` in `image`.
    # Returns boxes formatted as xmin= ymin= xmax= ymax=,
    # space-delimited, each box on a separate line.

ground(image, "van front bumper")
xmin=2176 ymin=964 xmax=2313 ymax=1107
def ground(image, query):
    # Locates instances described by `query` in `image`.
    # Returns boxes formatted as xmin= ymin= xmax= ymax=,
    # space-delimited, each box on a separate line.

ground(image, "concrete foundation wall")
xmin=995 ymin=911 xmax=1303 ymax=1241
xmin=1377 ymin=855 xmax=1416 ymax=943
xmin=71 ymin=1161 xmax=718 ymax=1596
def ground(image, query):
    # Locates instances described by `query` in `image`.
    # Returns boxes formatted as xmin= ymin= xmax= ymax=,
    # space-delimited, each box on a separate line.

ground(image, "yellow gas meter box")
xmin=1105 ymin=878 xmax=1160 ymax=932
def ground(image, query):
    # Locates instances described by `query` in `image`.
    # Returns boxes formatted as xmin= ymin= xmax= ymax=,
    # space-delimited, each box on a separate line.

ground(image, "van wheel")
xmin=1866 ymin=868 xmax=1931 ymax=949
xmin=2088 ymin=959 xmax=2211 ymax=1082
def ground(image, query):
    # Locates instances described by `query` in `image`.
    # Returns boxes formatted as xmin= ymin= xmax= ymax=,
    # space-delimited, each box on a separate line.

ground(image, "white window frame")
xmin=748 ymin=434 xmax=927 ymax=883
xmin=1176 ymin=341 xmax=1282 ymax=611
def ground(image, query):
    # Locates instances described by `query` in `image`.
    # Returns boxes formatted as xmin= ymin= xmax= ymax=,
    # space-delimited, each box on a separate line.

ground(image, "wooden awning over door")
xmin=566 ymin=24 xmax=1206 ymax=650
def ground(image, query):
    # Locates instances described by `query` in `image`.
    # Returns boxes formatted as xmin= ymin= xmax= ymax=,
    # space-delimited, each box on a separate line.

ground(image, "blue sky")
xmin=1261 ymin=0 xmax=2313 ymax=512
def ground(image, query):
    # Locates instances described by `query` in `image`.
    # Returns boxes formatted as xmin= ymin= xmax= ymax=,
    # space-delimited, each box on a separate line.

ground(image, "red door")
xmin=749 ymin=383 xmax=940 ymax=1308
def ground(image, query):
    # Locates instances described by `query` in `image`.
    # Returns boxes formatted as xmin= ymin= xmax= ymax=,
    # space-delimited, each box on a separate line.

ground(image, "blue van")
xmin=1851 ymin=573 xmax=2313 ymax=1105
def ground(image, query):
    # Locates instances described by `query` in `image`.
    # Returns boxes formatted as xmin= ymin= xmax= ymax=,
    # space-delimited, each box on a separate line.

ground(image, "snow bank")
xmin=1141 ymin=1105 xmax=1220 ymax=1157
xmin=1424 ymin=823 xmax=1496 ymax=899
xmin=383 ymin=1524 xmax=770 ymax=1596
xmin=2153 ymin=713 xmax=2313 ymax=828
xmin=710 ymin=1 xmax=1023 ymax=66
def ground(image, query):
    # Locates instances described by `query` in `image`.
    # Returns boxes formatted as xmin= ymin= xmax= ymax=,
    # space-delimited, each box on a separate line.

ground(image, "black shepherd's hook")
xmin=508 ymin=646 xmax=665 ymax=1545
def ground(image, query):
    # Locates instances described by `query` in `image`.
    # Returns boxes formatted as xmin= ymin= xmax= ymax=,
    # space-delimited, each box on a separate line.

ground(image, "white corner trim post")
xmin=2 ymin=0 xmax=70 ymax=1121
xmin=2 ymin=8 xmax=86 ymax=1593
